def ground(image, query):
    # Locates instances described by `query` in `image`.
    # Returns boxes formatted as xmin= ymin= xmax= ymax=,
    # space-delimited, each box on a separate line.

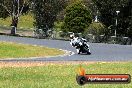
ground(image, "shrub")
xmin=61 ymin=1 xmax=92 ymax=33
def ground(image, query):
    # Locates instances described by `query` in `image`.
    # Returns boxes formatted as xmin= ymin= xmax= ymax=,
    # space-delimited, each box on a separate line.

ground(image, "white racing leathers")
xmin=70 ymin=37 xmax=91 ymax=55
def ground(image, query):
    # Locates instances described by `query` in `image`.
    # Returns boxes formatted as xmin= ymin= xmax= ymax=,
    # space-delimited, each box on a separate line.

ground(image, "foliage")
xmin=0 ymin=14 xmax=34 ymax=29
xmin=92 ymin=0 xmax=129 ymax=26
xmin=56 ymin=0 xmax=96 ymax=22
xmin=92 ymin=0 xmax=132 ymax=37
xmin=54 ymin=21 xmax=64 ymax=32
xmin=61 ymin=1 xmax=92 ymax=33
xmin=83 ymin=0 xmax=98 ymax=19
xmin=0 ymin=0 xmax=31 ymax=35
xmin=125 ymin=0 xmax=132 ymax=38
xmin=0 ymin=0 xmax=9 ymax=18
xmin=0 ymin=0 xmax=30 ymax=18
xmin=86 ymin=22 xmax=106 ymax=35
xmin=33 ymin=0 xmax=67 ymax=36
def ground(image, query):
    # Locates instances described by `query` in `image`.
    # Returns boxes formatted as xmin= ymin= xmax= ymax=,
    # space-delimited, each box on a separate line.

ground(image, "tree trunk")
xmin=11 ymin=17 xmax=18 ymax=35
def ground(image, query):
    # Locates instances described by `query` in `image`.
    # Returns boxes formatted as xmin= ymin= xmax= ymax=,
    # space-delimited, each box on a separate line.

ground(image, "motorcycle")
xmin=71 ymin=38 xmax=91 ymax=55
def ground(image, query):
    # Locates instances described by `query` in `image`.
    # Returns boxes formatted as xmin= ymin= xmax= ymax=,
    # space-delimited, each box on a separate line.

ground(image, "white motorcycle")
xmin=70 ymin=37 xmax=91 ymax=55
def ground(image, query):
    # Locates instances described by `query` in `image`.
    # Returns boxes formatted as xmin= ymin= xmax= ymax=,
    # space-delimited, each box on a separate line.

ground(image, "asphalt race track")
xmin=0 ymin=35 xmax=132 ymax=61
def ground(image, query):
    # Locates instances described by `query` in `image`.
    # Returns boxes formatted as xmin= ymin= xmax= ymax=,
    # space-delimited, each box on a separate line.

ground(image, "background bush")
xmin=61 ymin=1 xmax=92 ymax=33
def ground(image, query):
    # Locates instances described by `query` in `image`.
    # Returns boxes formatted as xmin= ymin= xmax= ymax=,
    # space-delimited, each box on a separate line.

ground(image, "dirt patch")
xmin=0 ymin=61 xmax=126 ymax=68
xmin=0 ymin=61 xmax=96 ymax=68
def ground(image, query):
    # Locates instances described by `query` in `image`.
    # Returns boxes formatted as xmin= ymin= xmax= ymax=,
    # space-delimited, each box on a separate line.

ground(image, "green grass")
xmin=0 ymin=42 xmax=64 ymax=59
xmin=0 ymin=62 xmax=131 ymax=88
xmin=0 ymin=14 xmax=34 ymax=30
xmin=0 ymin=14 xmax=62 ymax=31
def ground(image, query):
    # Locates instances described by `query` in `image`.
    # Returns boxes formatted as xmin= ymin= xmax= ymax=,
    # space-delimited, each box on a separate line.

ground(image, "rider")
xmin=70 ymin=33 xmax=87 ymax=47
xmin=70 ymin=33 xmax=80 ymax=53
xmin=70 ymin=33 xmax=89 ymax=54
xmin=70 ymin=33 xmax=81 ymax=47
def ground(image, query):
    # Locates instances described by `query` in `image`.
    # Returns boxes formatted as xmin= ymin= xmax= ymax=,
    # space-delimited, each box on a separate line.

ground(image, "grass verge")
xmin=0 ymin=62 xmax=131 ymax=88
xmin=0 ymin=42 xmax=64 ymax=59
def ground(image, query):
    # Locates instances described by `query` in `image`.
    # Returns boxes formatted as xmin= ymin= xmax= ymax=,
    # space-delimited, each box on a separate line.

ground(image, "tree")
xmin=0 ymin=0 xmax=30 ymax=35
xmin=86 ymin=22 xmax=106 ymax=35
xmin=92 ymin=0 xmax=130 ymax=36
xmin=62 ymin=1 xmax=92 ymax=33
xmin=92 ymin=0 xmax=128 ymax=26
xmin=0 ymin=0 xmax=9 ymax=18
xmin=33 ymin=0 xmax=67 ymax=37
xmin=125 ymin=0 xmax=132 ymax=38
xmin=83 ymin=0 xmax=98 ymax=20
